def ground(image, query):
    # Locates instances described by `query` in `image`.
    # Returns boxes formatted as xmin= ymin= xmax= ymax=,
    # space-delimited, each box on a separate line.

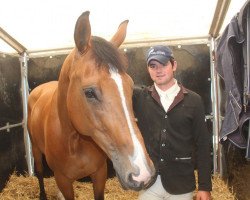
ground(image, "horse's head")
xmin=59 ymin=11 xmax=155 ymax=190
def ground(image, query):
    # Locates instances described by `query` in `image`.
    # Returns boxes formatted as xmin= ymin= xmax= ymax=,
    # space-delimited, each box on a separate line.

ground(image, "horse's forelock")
xmin=91 ymin=36 xmax=128 ymax=72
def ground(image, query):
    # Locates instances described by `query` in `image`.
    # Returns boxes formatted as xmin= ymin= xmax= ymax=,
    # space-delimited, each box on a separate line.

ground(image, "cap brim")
xmin=147 ymin=55 xmax=170 ymax=66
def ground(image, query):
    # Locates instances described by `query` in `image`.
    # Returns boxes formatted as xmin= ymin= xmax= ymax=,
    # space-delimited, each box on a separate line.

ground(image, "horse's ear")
xmin=110 ymin=20 xmax=129 ymax=47
xmin=74 ymin=11 xmax=91 ymax=54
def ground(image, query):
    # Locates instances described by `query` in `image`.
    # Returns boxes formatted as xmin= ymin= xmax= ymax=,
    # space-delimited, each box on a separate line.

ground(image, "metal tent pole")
xmin=209 ymin=37 xmax=222 ymax=175
xmin=19 ymin=52 xmax=34 ymax=176
xmin=246 ymin=6 xmax=250 ymax=159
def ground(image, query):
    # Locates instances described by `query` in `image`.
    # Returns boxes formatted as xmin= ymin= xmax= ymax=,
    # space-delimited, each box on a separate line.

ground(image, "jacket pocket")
xmin=175 ymin=157 xmax=192 ymax=162
xmin=170 ymin=157 xmax=194 ymax=175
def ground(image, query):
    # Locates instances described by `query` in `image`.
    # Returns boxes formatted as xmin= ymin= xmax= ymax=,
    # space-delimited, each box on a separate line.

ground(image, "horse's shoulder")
xmin=36 ymin=80 xmax=58 ymax=90
xmin=31 ymin=81 xmax=58 ymax=96
xmin=29 ymin=81 xmax=58 ymax=108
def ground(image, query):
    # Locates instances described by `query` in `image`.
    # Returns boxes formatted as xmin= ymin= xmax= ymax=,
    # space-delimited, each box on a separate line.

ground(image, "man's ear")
xmin=172 ymin=61 xmax=177 ymax=72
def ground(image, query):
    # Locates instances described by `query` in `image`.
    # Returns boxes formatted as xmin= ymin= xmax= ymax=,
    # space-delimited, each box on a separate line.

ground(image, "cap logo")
xmin=148 ymin=48 xmax=154 ymax=56
xmin=148 ymin=48 xmax=166 ymax=57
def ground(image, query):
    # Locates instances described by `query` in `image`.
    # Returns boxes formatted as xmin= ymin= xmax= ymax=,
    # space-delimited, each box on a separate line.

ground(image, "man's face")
xmin=147 ymin=60 xmax=177 ymax=89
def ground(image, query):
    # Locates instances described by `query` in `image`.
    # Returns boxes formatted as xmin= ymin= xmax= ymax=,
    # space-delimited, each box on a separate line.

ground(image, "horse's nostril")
xmin=128 ymin=172 xmax=134 ymax=183
xmin=129 ymin=172 xmax=140 ymax=182
xmin=127 ymin=172 xmax=145 ymax=190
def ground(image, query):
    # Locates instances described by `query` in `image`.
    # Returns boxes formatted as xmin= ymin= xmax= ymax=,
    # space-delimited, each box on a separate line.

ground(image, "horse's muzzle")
xmin=116 ymin=170 xmax=155 ymax=191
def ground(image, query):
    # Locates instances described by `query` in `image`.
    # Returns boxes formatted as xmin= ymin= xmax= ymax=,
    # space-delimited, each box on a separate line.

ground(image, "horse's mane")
xmin=91 ymin=36 xmax=128 ymax=72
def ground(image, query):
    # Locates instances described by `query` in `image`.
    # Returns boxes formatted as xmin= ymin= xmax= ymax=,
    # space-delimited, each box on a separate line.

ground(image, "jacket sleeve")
xmin=193 ymin=95 xmax=212 ymax=191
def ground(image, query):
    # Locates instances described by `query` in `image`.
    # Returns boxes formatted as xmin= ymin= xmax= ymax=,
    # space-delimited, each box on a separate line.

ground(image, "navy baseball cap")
xmin=146 ymin=45 xmax=174 ymax=66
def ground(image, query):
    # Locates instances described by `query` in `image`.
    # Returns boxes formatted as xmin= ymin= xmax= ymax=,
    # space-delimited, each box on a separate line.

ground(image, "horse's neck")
xmin=57 ymin=54 xmax=73 ymax=131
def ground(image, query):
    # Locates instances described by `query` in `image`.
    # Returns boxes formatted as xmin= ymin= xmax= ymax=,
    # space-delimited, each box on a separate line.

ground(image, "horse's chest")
xmin=47 ymin=136 xmax=106 ymax=179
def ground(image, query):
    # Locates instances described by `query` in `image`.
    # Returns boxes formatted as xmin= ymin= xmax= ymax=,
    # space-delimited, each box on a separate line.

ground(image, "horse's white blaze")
xmin=109 ymin=67 xmax=151 ymax=183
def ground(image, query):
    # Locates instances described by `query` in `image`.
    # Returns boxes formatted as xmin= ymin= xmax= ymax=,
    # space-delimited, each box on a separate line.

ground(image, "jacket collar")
xmin=148 ymin=83 xmax=188 ymax=112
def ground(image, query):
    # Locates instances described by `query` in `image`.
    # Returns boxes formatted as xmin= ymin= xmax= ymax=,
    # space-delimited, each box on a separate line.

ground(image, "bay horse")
xmin=28 ymin=11 xmax=155 ymax=200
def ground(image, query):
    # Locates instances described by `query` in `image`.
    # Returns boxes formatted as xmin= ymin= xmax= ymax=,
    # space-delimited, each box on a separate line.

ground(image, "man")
xmin=133 ymin=45 xmax=212 ymax=200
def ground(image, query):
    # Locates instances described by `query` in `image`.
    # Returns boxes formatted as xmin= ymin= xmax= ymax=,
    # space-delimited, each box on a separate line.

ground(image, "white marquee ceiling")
xmin=0 ymin=0 xmax=248 ymax=53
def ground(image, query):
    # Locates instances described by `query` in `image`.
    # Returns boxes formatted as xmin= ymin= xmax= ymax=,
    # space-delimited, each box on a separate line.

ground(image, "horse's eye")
xmin=84 ymin=88 xmax=97 ymax=100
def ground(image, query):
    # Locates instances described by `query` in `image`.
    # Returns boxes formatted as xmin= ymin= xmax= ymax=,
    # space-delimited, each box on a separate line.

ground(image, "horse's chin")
xmin=115 ymin=172 xmax=144 ymax=191
xmin=116 ymin=173 xmax=129 ymax=190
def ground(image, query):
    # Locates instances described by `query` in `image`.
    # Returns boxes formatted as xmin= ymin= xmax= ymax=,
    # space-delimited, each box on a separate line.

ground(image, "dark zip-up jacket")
xmin=133 ymin=84 xmax=212 ymax=194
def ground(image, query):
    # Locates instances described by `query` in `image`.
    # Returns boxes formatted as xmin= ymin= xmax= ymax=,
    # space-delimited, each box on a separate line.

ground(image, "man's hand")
xmin=196 ymin=191 xmax=211 ymax=200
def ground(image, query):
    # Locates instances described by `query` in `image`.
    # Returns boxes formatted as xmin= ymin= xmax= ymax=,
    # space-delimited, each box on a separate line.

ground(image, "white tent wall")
xmin=0 ymin=0 xmax=216 ymax=53
xmin=0 ymin=0 xmax=249 ymax=183
xmin=0 ymin=0 xmax=247 ymax=54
